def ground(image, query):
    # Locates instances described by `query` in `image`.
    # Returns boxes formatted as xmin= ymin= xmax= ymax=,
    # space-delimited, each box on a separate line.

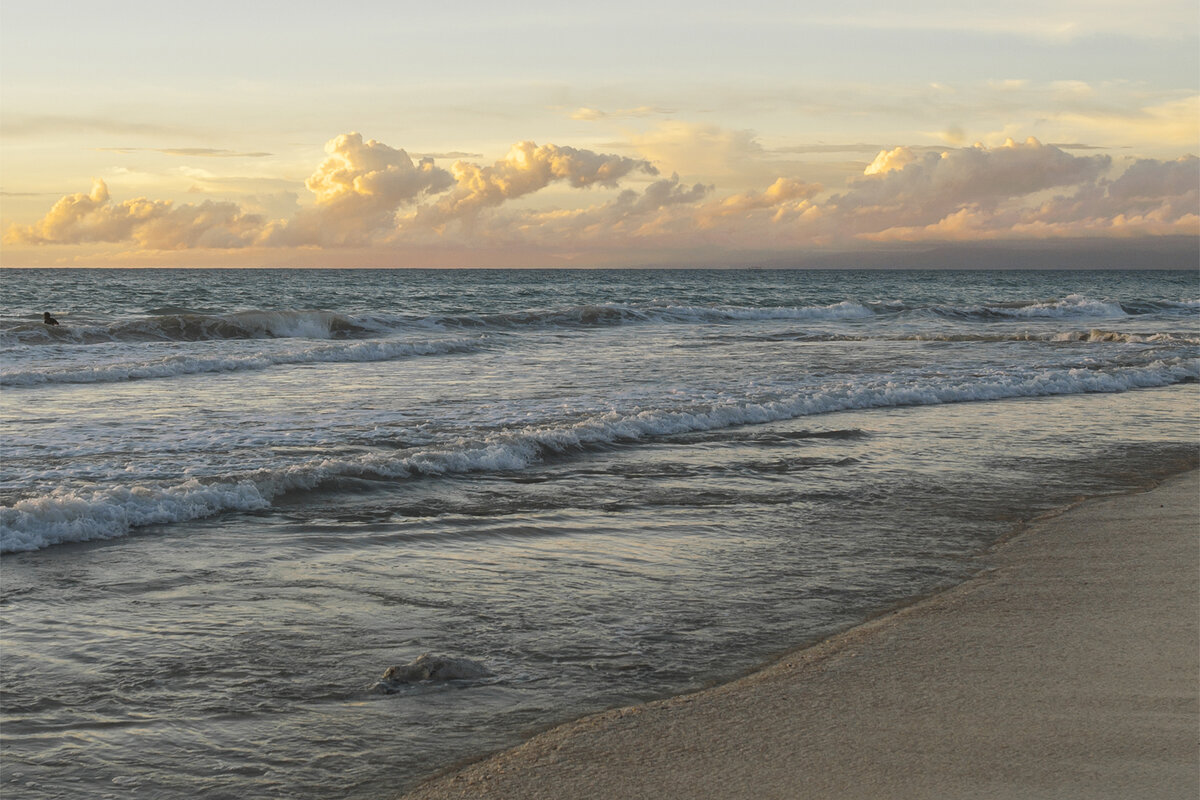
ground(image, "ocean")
xmin=1 ymin=267 xmax=1197 ymax=799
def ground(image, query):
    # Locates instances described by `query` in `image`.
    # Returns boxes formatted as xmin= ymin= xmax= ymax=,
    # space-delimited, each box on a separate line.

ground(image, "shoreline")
xmin=401 ymin=469 xmax=1200 ymax=799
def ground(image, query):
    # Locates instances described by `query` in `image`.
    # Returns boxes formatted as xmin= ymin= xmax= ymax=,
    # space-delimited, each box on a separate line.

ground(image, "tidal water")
xmin=1 ymin=268 xmax=1197 ymax=798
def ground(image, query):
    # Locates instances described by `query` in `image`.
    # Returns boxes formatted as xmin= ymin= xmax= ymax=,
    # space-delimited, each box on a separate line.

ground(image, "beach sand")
xmin=401 ymin=471 xmax=1200 ymax=800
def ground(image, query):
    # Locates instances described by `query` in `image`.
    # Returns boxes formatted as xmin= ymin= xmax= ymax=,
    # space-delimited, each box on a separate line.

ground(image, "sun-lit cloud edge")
xmin=3 ymin=132 xmax=1197 ymax=268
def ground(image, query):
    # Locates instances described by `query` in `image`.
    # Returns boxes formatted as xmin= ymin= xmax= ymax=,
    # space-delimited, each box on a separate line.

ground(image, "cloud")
xmin=411 ymin=141 xmax=657 ymax=229
xmin=988 ymin=79 xmax=1030 ymax=91
xmin=863 ymin=147 xmax=918 ymax=176
xmin=11 ymin=134 xmax=661 ymax=250
xmin=864 ymin=205 xmax=1200 ymax=243
xmin=1106 ymin=155 xmax=1199 ymax=204
xmin=832 ymin=138 xmax=1112 ymax=229
xmin=624 ymin=123 xmax=852 ymax=194
xmin=861 ymin=153 xmax=1199 ymax=242
xmin=1013 ymin=154 xmax=1200 ymax=231
xmin=481 ymin=174 xmax=714 ymax=244
xmin=410 ymin=151 xmax=484 ymax=160
xmin=706 ymin=178 xmax=821 ymax=218
xmin=569 ymin=106 xmax=674 ymax=121
xmin=304 ymin=133 xmax=453 ymax=208
xmin=939 ymin=125 xmax=967 ymax=146
xmin=95 ymin=147 xmax=274 ymax=158
xmin=451 ymin=172 xmax=818 ymax=249
xmin=648 ymin=175 xmax=820 ymax=241
xmin=3 ymin=179 xmax=266 ymax=249
xmin=1053 ymin=96 xmax=1200 ymax=148
xmin=8 ymin=133 xmax=1196 ymax=256
xmin=1047 ymin=143 xmax=1115 ymax=151
xmin=267 ymin=132 xmax=454 ymax=245
xmin=772 ymin=143 xmax=895 ymax=155
xmin=628 ymin=175 xmax=713 ymax=211
xmin=629 ymin=122 xmax=765 ymax=180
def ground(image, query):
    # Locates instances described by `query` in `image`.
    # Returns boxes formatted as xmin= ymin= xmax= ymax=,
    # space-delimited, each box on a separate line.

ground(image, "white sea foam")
xmin=3 ymin=358 xmax=1194 ymax=552
xmin=1016 ymin=295 xmax=1125 ymax=316
xmin=0 ymin=481 xmax=270 ymax=552
xmin=983 ymin=294 xmax=1127 ymax=318
xmin=1048 ymin=329 xmax=1198 ymax=344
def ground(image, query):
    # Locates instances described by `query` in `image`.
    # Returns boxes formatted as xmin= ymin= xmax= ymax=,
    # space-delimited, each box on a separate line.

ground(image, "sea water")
xmin=1 ymin=268 xmax=1196 ymax=798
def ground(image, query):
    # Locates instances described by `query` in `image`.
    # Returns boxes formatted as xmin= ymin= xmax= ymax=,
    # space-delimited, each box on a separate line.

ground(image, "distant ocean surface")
xmin=2 ymin=268 xmax=1197 ymax=799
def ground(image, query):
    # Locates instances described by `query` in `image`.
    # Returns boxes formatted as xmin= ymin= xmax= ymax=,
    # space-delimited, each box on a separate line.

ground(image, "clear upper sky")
xmin=2 ymin=0 xmax=1196 ymax=266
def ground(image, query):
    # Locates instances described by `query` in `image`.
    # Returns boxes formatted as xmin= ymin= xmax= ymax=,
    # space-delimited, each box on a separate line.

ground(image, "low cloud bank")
xmin=7 ymin=133 xmax=1197 ymax=255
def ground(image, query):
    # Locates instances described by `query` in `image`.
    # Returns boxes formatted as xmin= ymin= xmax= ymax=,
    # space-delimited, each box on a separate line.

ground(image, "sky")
xmin=1 ymin=0 xmax=1197 ymax=268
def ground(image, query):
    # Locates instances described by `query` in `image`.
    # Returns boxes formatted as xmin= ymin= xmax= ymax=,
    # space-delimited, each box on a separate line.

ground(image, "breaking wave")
xmin=4 ymin=357 xmax=1195 ymax=553
xmin=1 ymin=303 xmax=874 ymax=345
xmin=975 ymin=294 xmax=1128 ymax=318
xmin=4 ymin=294 xmax=1195 ymax=347
xmin=1 ymin=309 xmax=378 ymax=345
xmin=889 ymin=295 xmax=1196 ymax=321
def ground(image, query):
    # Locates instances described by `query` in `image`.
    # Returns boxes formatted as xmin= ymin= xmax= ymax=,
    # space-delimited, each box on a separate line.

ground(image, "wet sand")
xmin=402 ymin=470 xmax=1200 ymax=800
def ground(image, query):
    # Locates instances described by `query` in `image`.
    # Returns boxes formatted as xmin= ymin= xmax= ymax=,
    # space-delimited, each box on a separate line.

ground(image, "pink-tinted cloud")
xmin=833 ymin=138 xmax=1112 ymax=223
xmin=4 ymin=179 xmax=265 ymax=249
xmin=7 ymin=134 xmax=1197 ymax=257
xmin=451 ymin=174 xmax=819 ymax=249
xmin=862 ymin=152 xmax=1199 ymax=243
xmin=468 ymin=174 xmax=714 ymax=245
xmin=411 ymin=141 xmax=658 ymax=230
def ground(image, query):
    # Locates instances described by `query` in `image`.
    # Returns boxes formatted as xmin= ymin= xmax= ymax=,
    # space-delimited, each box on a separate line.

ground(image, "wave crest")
xmin=3 ymin=358 xmax=1195 ymax=553
xmin=4 ymin=294 xmax=1194 ymax=347
xmin=2 ymin=309 xmax=372 ymax=345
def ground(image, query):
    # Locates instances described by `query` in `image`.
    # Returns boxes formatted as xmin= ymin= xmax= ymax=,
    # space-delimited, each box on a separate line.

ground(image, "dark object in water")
xmin=43 ymin=312 xmax=59 ymax=326
xmin=375 ymin=654 xmax=492 ymax=691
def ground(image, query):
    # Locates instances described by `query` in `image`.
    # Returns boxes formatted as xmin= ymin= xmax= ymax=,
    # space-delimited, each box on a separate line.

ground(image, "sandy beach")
xmin=402 ymin=470 xmax=1200 ymax=800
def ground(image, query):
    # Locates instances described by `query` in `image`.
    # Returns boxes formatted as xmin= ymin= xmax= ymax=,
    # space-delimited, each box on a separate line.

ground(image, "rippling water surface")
xmin=1 ymin=268 xmax=1197 ymax=798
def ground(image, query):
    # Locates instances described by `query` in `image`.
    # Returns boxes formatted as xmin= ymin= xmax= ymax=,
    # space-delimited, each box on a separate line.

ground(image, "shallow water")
xmin=1 ymin=268 xmax=1197 ymax=798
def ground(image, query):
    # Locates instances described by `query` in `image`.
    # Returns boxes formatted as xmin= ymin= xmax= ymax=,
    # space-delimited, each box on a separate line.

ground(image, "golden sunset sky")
xmin=1 ymin=0 xmax=1197 ymax=267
